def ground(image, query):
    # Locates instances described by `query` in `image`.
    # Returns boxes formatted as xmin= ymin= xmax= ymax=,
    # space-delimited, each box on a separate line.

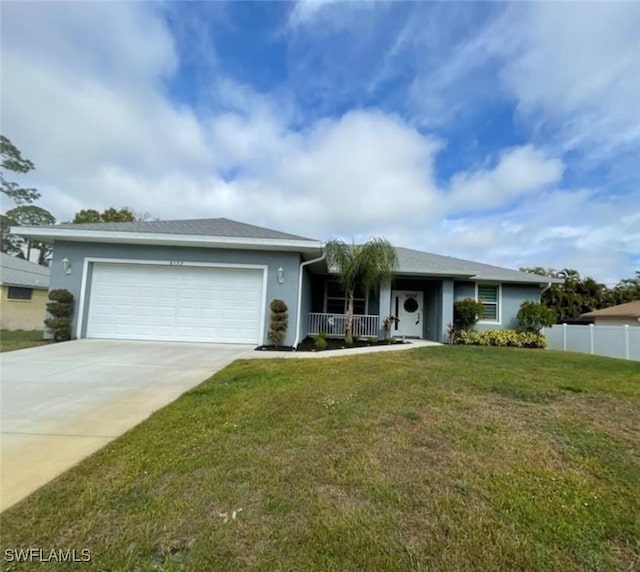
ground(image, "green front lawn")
xmin=2 ymin=347 xmax=639 ymax=571
xmin=0 ymin=329 xmax=49 ymax=352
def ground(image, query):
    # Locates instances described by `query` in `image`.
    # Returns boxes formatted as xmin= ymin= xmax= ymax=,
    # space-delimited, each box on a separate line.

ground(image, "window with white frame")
xmin=325 ymin=279 xmax=367 ymax=314
xmin=477 ymin=284 xmax=500 ymax=322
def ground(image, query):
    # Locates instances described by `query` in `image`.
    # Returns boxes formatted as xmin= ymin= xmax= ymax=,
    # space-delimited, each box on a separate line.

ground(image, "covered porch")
xmin=302 ymin=272 xmax=457 ymax=343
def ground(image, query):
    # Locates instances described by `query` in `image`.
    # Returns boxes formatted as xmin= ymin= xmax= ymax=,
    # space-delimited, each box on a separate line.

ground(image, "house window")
xmin=477 ymin=284 xmax=500 ymax=322
xmin=7 ymin=286 xmax=33 ymax=300
xmin=325 ymin=279 xmax=367 ymax=314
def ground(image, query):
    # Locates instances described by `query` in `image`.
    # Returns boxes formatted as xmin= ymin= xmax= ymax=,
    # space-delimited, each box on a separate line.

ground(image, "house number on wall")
xmin=169 ymin=260 xmax=184 ymax=266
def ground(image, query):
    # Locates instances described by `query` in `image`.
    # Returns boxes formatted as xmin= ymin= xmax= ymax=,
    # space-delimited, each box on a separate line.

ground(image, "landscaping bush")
xmin=345 ymin=334 xmax=353 ymax=346
xmin=447 ymin=323 xmax=460 ymax=344
xmin=314 ymin=332 xmax=328 ymax=350
xmin=454 ymin=329 xmax=546 ymax=349
xmin=46 ymin=302 xmax=74 ymax=318
xmin=48 ymin=289 xmax=74 ymax=303
xmin=368 ymin=336 xmax=379 ymax=344
xmin=267 ymin=299 xmax=288 ymax=346
xmin=44 ymin=289 xmax=74 ymax=342
xmin=453 ymin=298 xmax=484 ymax=330
xmin=517 ymin=301 xmax=556 ymax=333
xmin=455 ymin=330 xmax=482 ymax=345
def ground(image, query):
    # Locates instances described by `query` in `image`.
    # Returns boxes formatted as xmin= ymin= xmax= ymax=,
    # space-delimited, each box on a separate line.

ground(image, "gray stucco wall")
xmin=454 ymin=281 xmax=475 ymax=300
xmin=441 ymin=279 xmax=454 ymax=342
xmin=299 ymin=266 xmax=313 ymax=342
xmin=453 ymin=281 xmax=541 ymax=330
xmin=50 ymin=241 xmax=303 ymax=346
xmin=492 ymin=284 xmax=541 ymax=329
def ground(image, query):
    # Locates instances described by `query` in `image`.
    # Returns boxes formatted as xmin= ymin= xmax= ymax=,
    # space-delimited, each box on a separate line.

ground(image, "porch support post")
xmin=441 ymin=279 xmax=454 ymax=343
xmin=378 ymin=278 xmax=392 ymax=338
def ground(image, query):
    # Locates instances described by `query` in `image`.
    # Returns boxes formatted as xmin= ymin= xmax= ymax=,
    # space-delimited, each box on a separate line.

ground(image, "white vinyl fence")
xmin=543 ymin=324 xmax=640 ymax=361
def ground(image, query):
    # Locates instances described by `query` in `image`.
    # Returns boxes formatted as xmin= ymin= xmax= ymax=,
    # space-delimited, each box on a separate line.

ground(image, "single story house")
xmin=14 ymin=218 xmax=560 ymax=345
xmin=0 ymin=252 xmax=50 ymax=331
xmin=581 ymin=301 xmax=640 ymax=327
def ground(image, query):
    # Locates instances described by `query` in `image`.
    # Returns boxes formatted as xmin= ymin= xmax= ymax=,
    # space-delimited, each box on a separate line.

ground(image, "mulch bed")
xmin=256 ymin=337 xmax=408 ymax=353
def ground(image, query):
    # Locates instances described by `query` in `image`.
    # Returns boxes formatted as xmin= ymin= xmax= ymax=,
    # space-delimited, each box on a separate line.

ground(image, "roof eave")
xmin=470 ymin=276 xmax=564 ymax=285
xmin=0 ymin=281 xmax=48 ymax=290
xmin=581 ymin=312 xmax=640 ymax=318
xmin=394 ymin=270 xmax=476 ymax=279
xmin=12 ymin=227 xmax=324 ymax=254
xmin=395 ymin=270 xmax=562 ymax=284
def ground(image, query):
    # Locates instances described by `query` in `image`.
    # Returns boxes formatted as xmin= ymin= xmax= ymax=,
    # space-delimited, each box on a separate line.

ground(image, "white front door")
xmin=392 ymin=290 xmax=424 ymax=338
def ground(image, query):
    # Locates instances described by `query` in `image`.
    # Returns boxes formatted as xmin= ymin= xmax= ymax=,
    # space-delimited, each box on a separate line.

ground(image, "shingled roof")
xmin=394 ymin=247 xmax=559 ymax=284
xmin=12 ymin=217 xmax=561 ymax=284
xmin=581 ymin=300 xmax=640 ymax=318
xmin=54 ymin=218 xmax=316 ymax=241
xmin=0 ymin=253 xmax=50 ymax=289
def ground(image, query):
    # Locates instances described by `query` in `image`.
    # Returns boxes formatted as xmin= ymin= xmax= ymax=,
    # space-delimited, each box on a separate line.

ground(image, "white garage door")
xmin=86 ymin=263 xmax=265 ymax=344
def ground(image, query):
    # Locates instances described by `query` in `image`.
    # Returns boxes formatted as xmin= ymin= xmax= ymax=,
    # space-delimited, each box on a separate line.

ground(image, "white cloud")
xmin=288 ymin=0 xmax=343 ymax=28
xmin=447 ymin=145 xmax=564 ymax=211
xmin=345 ymin=2 xmax=640 ymax=161
xmin=1 ymin=2 xmax=177 ymax=87
xmin=417 ymin=190 xmax=639 ymax=286
xmin=500 ymin=3 xmax=640 ymax=158
xmin=1 ymin=2 xmax=210 ymax=183
xmin=399 ymin=3 xmax=640 ymax=158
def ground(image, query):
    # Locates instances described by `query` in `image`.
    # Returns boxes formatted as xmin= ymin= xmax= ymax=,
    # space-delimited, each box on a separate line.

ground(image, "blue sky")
xmin=2 ymin=1 xmax=639 ymax=284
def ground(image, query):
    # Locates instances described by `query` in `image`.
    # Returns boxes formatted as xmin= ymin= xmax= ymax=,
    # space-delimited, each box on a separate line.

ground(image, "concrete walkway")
xmin=247 ymin=339 xmax=441 ymax=359
xmin=0 ymin=340 xmax=251 ymax=511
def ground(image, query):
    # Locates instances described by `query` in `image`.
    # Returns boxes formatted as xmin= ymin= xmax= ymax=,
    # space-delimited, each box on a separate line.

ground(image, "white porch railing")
xmin=307 ymin=313 xmax=379 ymax=338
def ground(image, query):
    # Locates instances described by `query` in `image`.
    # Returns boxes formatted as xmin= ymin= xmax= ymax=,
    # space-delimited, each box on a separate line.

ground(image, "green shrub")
xmin=368 ymin=336 xmax=379 ymax=344
xmin=387 ymin=336 xmax=396 ymax=345
xmin=48 ymin=289 xmax=74 ymax=303
xmin=454 ymin=329 xmax=546 ymax=349
xmin=46 ymin=301 xmax=74 ymax=318
xmin=267 ymin=299 xmax=288 ymax=346
xmin=345 ymin=334 xmax=353 ymax=346
xmin=454 ymin=298 xmax=484 ymax=330
xmin=517 ymin=301 xmax=556 ymax=333
xmin=44 ymin=289 xmax=74 ymax=342
xmin=44 ymin=317 xmax=72 ymax=342
xmin=456 ymin=330 xmax=482 ymax=345
xmin=314 ymin=332 xmax=328 ymax=350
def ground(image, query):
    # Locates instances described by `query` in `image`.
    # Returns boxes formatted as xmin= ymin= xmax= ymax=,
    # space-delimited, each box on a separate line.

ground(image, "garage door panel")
xmin=86 ymin=263 xmax=264 ymax=344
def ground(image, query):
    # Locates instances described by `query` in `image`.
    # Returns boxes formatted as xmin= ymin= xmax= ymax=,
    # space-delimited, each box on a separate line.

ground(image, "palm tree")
xmin=325 ymin=237 xmax=398 ymax=339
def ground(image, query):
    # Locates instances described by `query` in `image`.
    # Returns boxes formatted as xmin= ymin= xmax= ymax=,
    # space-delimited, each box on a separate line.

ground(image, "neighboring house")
xmin=0 ymin=253 xmax=50 ymax=331
xmin=14 ymin=218 xmax=560 ymax=345
xmin=580 ymin=301 xmax=640 ymax=327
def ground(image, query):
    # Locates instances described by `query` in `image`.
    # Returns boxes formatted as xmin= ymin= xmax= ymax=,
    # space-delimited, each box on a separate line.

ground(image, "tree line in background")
xmin=521 ymin=268 xmax=640 ymax=323
xmin=1 ymin=135 xmax=149 ymax=264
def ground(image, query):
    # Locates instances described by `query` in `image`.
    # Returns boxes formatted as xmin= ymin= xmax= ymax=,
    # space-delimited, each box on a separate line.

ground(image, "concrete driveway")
xmin=0 ymin=339 xmax=251 ymax=511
